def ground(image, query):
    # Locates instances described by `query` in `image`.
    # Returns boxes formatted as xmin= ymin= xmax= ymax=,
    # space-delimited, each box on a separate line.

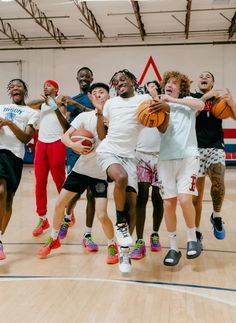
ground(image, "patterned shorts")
xmin=198 ymin=148 xmax=225 ymax=177
xmin=135 ymin=151 xmax=159 ymax=186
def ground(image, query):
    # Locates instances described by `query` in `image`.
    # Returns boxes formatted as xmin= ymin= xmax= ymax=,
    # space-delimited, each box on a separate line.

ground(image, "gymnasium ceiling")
xmin=0 ymin=0 xmax=236 ymax=50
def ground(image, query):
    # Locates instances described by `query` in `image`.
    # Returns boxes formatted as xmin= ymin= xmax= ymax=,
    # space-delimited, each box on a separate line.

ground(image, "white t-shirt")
xmin=159 ymin=97 xmax=199 ymax=161
xmin=0 ymin=104 xmax=39 ymax=159
xmin=96 ymin=94 xmax=150 ymax=158
xmin=136 ymin=127 xmax=161 ymax=153
xmin=71 ymin=111 xmax=106 ymax=180
xmin=38 ymin=103 xmax=64 ymax=143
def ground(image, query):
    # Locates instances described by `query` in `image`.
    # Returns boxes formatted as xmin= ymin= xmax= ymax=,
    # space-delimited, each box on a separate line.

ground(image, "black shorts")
xmin=63 ymin=171 xmax=108 ymax=198
xmin=0 ymin=149 xmax=23 ymax=192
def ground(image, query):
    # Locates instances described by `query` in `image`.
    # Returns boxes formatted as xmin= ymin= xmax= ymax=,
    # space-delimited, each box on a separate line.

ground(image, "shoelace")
xmin=134 ymin=240 xmax=143 ymax=250
xmin=36 ymin=219 xmax=44 ymax=228
xmin=151 ymin=235 xmax=158 ymax=245
xmin=108 ymin=245 xmax=116 ymax=256
xmin=45 ymin=237 xmax=53 ymax=246
xmin=121 ymin=253 xmax=131 ymax=264
xmin=214 ymin=217 xmax=224 ymax=230
xmin=86 ymin=237 xmax=96 ymax=246
xmin=60 ymin=222 xmax=69 ymax=231
xmin=118 ymin=225 xmax=129 ymax=238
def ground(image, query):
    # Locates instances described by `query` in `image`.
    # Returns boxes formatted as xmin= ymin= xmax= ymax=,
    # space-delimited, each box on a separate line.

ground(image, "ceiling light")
xmin=1 ymin=0 xmax=14 ymax=2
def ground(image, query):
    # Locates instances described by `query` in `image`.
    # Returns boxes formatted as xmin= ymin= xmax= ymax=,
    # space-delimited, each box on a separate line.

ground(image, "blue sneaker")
xmin=210 ymin=213 xmax=225 ymax=240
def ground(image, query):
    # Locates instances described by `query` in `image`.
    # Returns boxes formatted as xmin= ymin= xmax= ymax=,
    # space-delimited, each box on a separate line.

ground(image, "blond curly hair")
xmin=161 ymin=71 xmax=190 ymax=98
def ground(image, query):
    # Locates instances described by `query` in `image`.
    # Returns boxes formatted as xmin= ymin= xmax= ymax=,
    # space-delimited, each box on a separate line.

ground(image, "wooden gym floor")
xmin=0 ymin=165 xmax=236 ymax=323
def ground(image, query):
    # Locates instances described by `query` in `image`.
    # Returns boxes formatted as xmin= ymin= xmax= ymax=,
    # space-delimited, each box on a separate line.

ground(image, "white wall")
xmin=0 ymin=44 xmax=235 ymax=126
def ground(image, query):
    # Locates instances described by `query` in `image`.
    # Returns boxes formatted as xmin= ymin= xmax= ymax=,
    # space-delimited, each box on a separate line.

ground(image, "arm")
xmin=27 ymin=99 xmax=44 ymax=110
xmin=222 ymin=88 xmax=236 ymax=120
xmin=61 ymin=126 xmax=92 ymax=155
xmin=162 ymin=95 xmax=204 ymax=111
xmin=0 ymin=118 xmax=35 ymax=144
xmin=62 ymin=96 xmax=93 ymax=113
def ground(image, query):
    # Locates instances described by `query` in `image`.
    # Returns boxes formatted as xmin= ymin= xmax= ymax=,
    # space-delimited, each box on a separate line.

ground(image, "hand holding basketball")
xmin=70 ymin=129 xmax=95 ymax=154
xmin=211 ymin=97 xmax=233 ymax=119
xmin=137 ymin=98 xmax=169 ymax=128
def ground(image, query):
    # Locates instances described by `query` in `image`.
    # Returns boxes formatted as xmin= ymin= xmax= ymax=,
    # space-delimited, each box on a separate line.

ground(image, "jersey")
xmin=0 ymin=104 xmax=39 ymax=159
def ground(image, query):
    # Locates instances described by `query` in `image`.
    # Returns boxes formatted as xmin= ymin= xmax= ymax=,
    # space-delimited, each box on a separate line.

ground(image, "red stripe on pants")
xmin=34 ymin=140 xmax=66 ymax=216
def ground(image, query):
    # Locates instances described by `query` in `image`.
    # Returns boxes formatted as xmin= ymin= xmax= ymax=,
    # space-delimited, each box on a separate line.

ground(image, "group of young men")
xmin=0 ymin=67 xmax=235 ymax=273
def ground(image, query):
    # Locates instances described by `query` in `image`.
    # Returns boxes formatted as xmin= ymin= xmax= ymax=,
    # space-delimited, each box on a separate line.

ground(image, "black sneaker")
xmin=210 ymin=213 xmax=225 ymax=240
xmin=196 ymin=231 xmax=203 ymax=250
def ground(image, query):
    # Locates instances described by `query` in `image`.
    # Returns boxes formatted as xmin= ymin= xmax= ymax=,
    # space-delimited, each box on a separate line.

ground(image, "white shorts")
xmin=158 ymin=156 xmax=199 ymax=199
xmin=97 ymin=152 xmax=138 ymax=192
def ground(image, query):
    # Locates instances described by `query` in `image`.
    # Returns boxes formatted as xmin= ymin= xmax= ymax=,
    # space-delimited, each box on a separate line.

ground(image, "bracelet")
xmin=95 ymin=112 xmax=103 ymax=117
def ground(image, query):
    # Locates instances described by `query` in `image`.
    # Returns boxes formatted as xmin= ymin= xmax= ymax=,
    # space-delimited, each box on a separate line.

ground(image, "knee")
xmin=115 ymin=173 xmax=128 ymax=188
xmin=96 ymin=211 xmax=108 ymax=223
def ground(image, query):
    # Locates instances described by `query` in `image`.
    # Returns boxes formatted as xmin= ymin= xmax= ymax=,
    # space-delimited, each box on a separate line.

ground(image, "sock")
xmin=107 ymin=239 xmax=114 ymax=245
xmin=39 ymin=215 xmax=47 ymax=221
xmin=51 ymin=228 xmax=59 ymax=240
xmin=0 ymin=231 xmax=2 ymax=241
xmin=84 ymin=227 xmax=92 ymax=237
xmin=116 ymin=210 xmax=128 ymax=225
xmin=64 ymin=212 xmax=72 ymax=222
xmin=187 ymin=227 xmax=197 ymax=242
xmin=168 ymin=231 xmax=178 ymax=252
xmin=213 ymin=211 xmax=221 ymax=218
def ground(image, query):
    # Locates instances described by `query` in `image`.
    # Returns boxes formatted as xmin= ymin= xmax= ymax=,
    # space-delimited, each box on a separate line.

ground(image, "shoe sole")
xmin=186 ymin=250 xmax=201 ymax=259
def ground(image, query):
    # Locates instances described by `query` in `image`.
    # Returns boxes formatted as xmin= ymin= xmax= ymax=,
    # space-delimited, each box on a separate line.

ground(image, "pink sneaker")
xmin=82 ymin=234 xmax=98 ymax=252
xmin=37 ymin=237 xmax=61 ymax=258
xmin=150 ymin=233 xmax=161 ymax=252
xmin=0 ymin=244 xmax=6 ymax=260
xmin=130 ymin=239 xmax=146 ymax=260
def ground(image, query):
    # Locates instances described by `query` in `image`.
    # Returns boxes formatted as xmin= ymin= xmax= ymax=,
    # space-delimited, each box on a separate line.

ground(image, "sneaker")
xmin=130 ymin=239 xmax=146 ymax=260
xmin=58 ymin=220 xmax=70 ymax=240
xmin=82 ymin=234 xmax=99 ymax=252
xmin=196 ymin=231 xmax=203 ymax=250
xmin=118 ymin=247 xmax=132 ymax=273
xmin=150 ymin=233 xmax=161 ymax=252
xmin=0 ymin=244 xmax=6 ymax=260
xmin=37 ymin=237 xmax=61 ymax=258
xmin=210 ymin=213 xmax=225 ymax=240
xmin=106 ymin=243 xmax=119 ymax=264
xmin=32 ymin=218 xmax=50 ymax=237
xmin=115 ymin=223 xmax=133 ymax=247
xmin=68 ymin=212 xmax=76 ymax=227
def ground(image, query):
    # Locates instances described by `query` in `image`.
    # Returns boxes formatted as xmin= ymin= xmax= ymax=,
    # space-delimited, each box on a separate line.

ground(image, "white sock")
xmin=84 ymin=227 xmax=92 ymax=236
xmin=213 ymin=211 xmax=221 ymax=218
xmin=107 ymin=239 xmax=114 ymax=245
xmin=39 ymin=215 xmax=47 ymax=221
xmin=51 ymin=228 xmax=59 ymax=240
xmin=196 ymin=227 xmax=201 ymax=233
xmin=187 ymin=227 xmax=197 ymax=242
xmin=168 ymin=232 xmax=178 ymax=252
xmin=64 ymin=212 xmax=72 ymax=221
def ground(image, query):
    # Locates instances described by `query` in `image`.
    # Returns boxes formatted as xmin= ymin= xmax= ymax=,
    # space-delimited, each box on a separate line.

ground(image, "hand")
xmin=203 ymin=89 xmax=221 ymax=100
xmin=88 ymin=93 xmax=103 ymax=114
xmin=0 ymin=117 xmax=11 ymax=128
xmin=222 ymin=88 xmax=234 ymax=106
xmin=148 ymin=100 xmax=170 ymax=114
xmin=70 ymin=139 xmax=94 ymax=155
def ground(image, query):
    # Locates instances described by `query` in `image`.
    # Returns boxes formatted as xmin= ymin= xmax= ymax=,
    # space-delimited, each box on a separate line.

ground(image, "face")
xmin=8 ymin=80 xmax=26 ymax=104
xmin=77 ymin=69 xmax=93 ymax=93
xmin=111 ymin=72 xmax=135 ymax=98
xmin=198 ymin=72 xmax=214 ymax=93
xmin=91 ymin=87 xmax=109 ymax=106
xmin=164 ymin=77 xmax=180 ymax=98
xmin=43 ymin=82 xmax=57 ymax=96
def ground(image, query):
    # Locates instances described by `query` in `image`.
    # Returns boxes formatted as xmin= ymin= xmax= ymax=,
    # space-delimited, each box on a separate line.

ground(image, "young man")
xmin=192 ymin=71 xmax=236 ymax=244
xmin=96 ymin=69 xmax=170 ymax=273
xmin=0 ymin=79 xmax=39 ymax=259
xmin=37 ymin=83 xmax=119 ymax=265
xmin=31 ymin=80 xmax=68 ymax=237
xmin=64 ymin=67 xmax=98 ymax=252
xmin=131 ymin=81 xmax=163 ymax=260
xmin=157 ymin=71 xmax=204 ymax=266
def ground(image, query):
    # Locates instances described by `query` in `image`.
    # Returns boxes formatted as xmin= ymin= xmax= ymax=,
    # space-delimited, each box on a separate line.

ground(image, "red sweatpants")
xmin=34 ymin=140 xmax=66 ymax=216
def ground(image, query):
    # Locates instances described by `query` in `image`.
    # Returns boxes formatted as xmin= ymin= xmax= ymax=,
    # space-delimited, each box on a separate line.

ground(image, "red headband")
xmin=44 ymin=79 xmax=59 ymax=92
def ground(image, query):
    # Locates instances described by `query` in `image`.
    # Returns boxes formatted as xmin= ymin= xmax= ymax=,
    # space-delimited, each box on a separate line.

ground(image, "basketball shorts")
xmin=0 ymin=149 xmax=23 ymax=192
xmin=135 ymin=150 xmax=159 ymax=186
xmin=63 ymin=171 xmax=108 ymax=198
xmin=97 ymin=152 xmax=138 ymax=193
xmin=198 ymin=148 xmax=225 ymax=177
xmin=158 ymin=156 xmax=199 ymax=199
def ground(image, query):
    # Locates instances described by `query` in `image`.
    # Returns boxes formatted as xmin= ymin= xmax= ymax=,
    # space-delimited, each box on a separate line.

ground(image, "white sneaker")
xmin=119 ymin=247 xmax=132 ymax=273
xmin=115 ymin=223 xmax=133 ymax=247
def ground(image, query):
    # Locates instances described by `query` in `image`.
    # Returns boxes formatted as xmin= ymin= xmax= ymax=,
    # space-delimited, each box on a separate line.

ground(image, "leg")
xmin=85 ymin=188 xmax=95 ymax=229
xmin=48 ymin=140 xmax=66 ymax=193
xmin=136 ymin=182 xmax=150 ymax=239
xmin=151 ymin=186 xmax=163 ymax=232
xmin=192 ymin=176 xmax=205 ymax=228
xmin=125 ymin=190 xmax=137 ymax=235
xmin=0 ymin=179 xmax=7 ymax=234
xmin=1 ymin=191 xmax=14 ymax=234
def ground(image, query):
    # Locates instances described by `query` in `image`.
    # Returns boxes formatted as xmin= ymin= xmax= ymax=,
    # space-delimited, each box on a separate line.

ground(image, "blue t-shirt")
xmin=67 ymin=93 xmax=94 ymax=123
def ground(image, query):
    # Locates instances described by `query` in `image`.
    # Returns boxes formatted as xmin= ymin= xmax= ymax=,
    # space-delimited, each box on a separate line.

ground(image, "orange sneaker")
xmin=68 ymin=212 xmax=76 ymax=227
xmin=32 ymin=218 xmax=50 ymax=237
xmin=0 ymin=244 xmax=6 ymax=260
xmin=37 ymin=237 xmax=61 ymax=258
xmin=106 ymin=243 xmax=119 ymax=264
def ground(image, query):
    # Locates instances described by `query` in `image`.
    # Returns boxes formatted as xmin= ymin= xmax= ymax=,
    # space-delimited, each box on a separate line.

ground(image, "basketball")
xmin=137 ymin=99 xmax=166 ymax=128
xmin=70 ymin=128 xmax=95 ymax=149
xmin=211 ymin=98 xmax=233 ymax=119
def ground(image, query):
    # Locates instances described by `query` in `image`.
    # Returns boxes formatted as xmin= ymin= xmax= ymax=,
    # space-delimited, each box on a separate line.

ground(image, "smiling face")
xmin=77 ymin=69 xmax=93 ymax=94
xmin=43 ymin=82 xmax=58 ymax=97
xmin=164 ymin=77 xmax=181 ymax=98
xmin=111 ymin=72 xmax=135 ymax=98
xmin=8 ymin=80 xmax=26 ymax=105
xmin=198 ymin=71 xmax=214 ymax=93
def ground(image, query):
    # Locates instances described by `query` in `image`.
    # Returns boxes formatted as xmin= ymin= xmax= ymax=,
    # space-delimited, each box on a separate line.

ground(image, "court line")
xmin=0 ymin=275 xmax=236 ymax=307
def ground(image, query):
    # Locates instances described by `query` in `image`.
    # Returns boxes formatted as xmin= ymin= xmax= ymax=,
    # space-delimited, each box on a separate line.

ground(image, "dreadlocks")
xmin=109 ymin=69 xmax=138 ymax=88
xmin=7 ymin=79 xmax=28 ymax=98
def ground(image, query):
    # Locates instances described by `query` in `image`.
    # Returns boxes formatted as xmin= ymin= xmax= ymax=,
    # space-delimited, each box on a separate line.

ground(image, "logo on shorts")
xmin=95 ymin=183 xmax=106 ymax=193
xmin=189 ymin=175 xmax=197 ymax=192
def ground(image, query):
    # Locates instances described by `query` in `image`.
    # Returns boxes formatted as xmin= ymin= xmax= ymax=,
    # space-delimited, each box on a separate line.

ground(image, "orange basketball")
xmin=211 ymin=98 xmax=233 ymax=119
xmin=137 ymin=99 xmax=166 ymax=128
xmin=70 ymin=129 xmax=95 ymax=152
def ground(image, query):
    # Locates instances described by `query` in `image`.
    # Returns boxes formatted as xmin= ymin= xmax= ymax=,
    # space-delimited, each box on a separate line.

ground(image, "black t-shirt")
xmin=191 ymin=92 xmax=224 ymax=150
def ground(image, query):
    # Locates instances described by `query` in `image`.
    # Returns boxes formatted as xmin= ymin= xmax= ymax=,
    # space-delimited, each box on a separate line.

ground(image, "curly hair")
xmin=161 ymin=71 xmax=190 ymax=98
xmin=7 ymin=79 xmax=28 ymax=98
